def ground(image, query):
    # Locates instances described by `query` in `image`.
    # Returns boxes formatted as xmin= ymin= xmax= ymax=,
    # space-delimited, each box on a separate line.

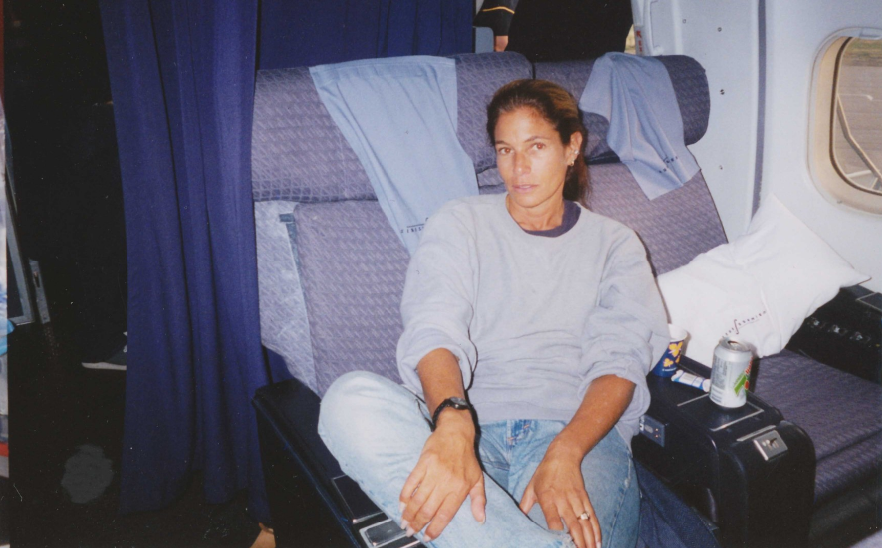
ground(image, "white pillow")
xmin=657 ymin=194 xmax=869 ymax=366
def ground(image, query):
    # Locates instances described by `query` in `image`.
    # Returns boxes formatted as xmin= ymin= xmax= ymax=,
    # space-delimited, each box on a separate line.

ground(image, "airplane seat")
xmin=250 ymin=53 xmax=535 ymax=548
xmin=534 ymin=58 xmax=882 ymax=526
xmin=534 ymin=58 xmax=726 ymax=277
xmin=248 ymin=51 xmax=835 ymax=547
xmin=533 ymin=59 xmax=882 ymax=508
xmin=753 ymin=350 xmax=882 ymax=505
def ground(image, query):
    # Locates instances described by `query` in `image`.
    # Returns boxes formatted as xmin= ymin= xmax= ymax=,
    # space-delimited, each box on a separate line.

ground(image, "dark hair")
xmin=486 ymin=79 xmax=589 ymax=205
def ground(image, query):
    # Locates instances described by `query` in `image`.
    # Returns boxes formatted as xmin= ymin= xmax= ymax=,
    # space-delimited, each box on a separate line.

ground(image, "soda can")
xmin=709 ymin=338 xmax=754 ymax=408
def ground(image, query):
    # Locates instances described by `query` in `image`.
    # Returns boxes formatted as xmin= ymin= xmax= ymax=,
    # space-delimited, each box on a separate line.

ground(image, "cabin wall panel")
xmin=633 ymin=0 xmax=761 ymax=241
xmin=634 ymin=0 xmax=881 ymax=292
xmin=764 ymin=0 xmax=882 ymax=292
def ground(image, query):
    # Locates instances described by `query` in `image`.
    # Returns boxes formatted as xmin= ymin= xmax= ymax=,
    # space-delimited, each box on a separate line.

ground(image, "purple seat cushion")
xmin=291 ymin=201 xmax=409 ymax=395
xmin=754 ymin=350 xmax=882 ymax=502
xmin=586 ymin=163 xmax=727 ymax=276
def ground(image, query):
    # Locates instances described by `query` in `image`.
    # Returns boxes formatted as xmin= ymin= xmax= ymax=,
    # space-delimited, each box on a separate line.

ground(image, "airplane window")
xmin=830 ymin=38 xmax=882 ymax=196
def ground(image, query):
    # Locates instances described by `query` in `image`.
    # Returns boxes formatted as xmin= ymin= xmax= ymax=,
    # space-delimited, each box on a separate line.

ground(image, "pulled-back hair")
xmin=486 ymin=79 xmax=589 ymax=206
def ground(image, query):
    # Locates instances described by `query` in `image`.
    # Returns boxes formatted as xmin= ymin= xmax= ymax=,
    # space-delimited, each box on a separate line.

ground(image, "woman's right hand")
xmin=399 ymin=410 xmax=486 ymax=543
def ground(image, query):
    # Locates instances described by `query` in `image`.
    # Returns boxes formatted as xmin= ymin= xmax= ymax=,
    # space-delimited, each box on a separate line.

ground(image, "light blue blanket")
xmin=310 ymin=57 xmax=478 ymax=255
xmin=580 ymin=53 xmax=699 ymax=200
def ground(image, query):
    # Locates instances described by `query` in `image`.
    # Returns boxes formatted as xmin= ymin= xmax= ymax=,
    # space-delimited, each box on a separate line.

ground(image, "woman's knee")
xmin=320 ymin=371 xmax=394 ymax=433
xmin=319 ymin=371 xmax=420 ymax=458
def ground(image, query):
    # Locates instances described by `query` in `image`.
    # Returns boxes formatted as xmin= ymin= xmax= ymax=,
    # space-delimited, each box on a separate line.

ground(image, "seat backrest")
xmin=535 ymin=56 xmax=725 ymax=276
xmin=251 ymin=52 xmax=726 ymax=393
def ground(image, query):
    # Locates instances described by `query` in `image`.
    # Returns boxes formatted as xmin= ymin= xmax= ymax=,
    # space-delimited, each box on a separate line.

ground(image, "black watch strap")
xmin=430 ymin=397 xmax=473 ymax=431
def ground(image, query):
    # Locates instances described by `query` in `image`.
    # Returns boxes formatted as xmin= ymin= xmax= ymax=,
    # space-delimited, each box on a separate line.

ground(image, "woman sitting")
xmin=319 ymin=79 xmax=669 ymax=548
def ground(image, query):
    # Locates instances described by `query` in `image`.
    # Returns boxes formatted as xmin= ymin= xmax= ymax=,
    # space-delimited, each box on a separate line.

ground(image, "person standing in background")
xmin=474 ymin=0 xmax=518 ymax=52
xmin=475 ymin=0 xmax=633 ymax=62
xmin=6 ymin=2 xmax=128 ymax=371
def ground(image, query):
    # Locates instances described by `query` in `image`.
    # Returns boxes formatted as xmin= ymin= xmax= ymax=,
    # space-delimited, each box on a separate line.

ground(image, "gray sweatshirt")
xmin=396 ymin=193 xmax=669 ymax=442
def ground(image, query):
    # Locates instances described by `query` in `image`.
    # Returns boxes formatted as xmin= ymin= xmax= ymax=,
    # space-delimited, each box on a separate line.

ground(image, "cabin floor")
xmin=4 ymin=307 xmax=879 ymax=548
xmin=4 ymin=2 xmax=258 ymax=544
xmin=4 ymin=314 xmax=261 ymax=547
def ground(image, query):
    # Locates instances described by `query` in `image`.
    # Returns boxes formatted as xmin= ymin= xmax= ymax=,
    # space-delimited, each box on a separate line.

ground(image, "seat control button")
xmin=753 ymin=430 xmax=788 ymax=461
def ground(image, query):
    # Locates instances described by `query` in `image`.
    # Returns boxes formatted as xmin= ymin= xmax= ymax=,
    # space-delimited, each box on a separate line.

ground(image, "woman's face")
xmin=494 ymin=107 xmax=580 ymax=214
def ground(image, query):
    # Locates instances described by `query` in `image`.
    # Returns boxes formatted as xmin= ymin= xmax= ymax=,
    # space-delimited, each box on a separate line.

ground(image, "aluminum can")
xmin=709 ymin=338 xmax=754 ymax=408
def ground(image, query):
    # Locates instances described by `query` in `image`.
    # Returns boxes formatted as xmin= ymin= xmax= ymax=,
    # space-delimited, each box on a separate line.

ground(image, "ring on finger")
xmin=578 ymin=511 xmax=591 ymax=521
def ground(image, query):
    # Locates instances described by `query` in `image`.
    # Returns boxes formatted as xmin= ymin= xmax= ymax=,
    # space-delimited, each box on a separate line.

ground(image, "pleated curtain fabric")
xmin=101 ymin=0 xmax=270 ymax=520
xmin=100 ymin=0 xmax=472 ymax=523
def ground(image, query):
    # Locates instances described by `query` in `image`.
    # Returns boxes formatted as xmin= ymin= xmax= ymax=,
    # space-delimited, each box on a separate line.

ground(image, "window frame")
xmin=810 ymin=34 xmax=882 ymax=215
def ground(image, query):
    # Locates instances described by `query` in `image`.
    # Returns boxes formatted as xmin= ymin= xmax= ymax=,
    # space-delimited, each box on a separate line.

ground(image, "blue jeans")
xmin=319 ymin=371 xmax=640 ymax=548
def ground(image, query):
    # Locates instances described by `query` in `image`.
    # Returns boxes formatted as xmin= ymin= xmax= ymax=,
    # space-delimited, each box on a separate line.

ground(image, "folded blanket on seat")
xmin=580 ymin=52 xmax=700 ymax=200
xmin=311 ymin=57 xmax=478 ymax=255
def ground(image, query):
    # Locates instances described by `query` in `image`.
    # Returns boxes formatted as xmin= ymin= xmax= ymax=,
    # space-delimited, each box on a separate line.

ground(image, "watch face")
xmin=430 ymin=397 xmax=473 ymax=431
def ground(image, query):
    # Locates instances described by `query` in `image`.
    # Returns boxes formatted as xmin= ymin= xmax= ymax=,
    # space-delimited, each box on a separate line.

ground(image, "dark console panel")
xmin=634 ymin=358 xmax=816 ymax=548
xmin=786 ymin=286 xmax=882 ymax=383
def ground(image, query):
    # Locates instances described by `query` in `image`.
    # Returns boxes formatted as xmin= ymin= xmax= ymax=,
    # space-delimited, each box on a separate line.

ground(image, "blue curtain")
xmin=258 ymin=0 xmax=473 ymax=69
xmin=100 ymin=0 xmax=472 ymax=523
xmin=100 ymin=0 xmax=270 ymax=519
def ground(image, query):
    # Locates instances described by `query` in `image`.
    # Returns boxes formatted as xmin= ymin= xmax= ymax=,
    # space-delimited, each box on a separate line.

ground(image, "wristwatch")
xmin=430 ymin=397 xmax=474 ymax=431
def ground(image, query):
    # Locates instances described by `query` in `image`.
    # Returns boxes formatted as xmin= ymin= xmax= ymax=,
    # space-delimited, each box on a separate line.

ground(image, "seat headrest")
xmin=251 ymin=53 xmax=532 ymax=203
xmin=251 ymin=66 xmax=377 ymax=203
xmin=251 ymin=53 xmax=710 ymax=202
xmin=451 ymin=52 xmax=534 ymax=173
xmin=535 ymin=55 xmax=710 ymax=163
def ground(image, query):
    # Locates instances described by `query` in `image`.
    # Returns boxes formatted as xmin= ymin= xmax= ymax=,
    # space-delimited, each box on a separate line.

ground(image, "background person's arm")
xmin=398 ymin=348 xmax=485 ymax=544
xmin=473 ymin=0 xmax=519 ymax=47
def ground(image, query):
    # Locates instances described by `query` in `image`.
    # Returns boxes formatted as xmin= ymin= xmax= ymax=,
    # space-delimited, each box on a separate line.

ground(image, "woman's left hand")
xmin=519 ymin=448 xmax=601 ymax=548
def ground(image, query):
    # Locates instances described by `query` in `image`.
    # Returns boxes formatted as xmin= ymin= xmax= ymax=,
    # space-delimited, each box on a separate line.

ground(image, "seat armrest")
xmin=252 ymin=377 xmax=383 ymax=525
xmin=253 ymin=378 xmax=341 ymax=478
xmin=633 ymin=357 xmax=815 ymax=548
